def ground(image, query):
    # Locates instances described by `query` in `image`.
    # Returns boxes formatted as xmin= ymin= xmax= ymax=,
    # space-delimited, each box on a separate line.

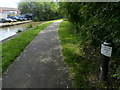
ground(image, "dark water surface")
xmin=0 ymin=21 xmax=44 ymax=41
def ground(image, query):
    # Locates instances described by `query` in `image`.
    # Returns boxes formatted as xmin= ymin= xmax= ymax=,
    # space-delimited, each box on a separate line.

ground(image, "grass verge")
xmin=58 ymin=21 xmax=104 ymax=88
xmin=58 ymin=21 xmax=90 ymax=88
xmin=58 ymin=21 xmax=120 ymax=88
xmin=1 ymin=20 xmax=58 ymax=73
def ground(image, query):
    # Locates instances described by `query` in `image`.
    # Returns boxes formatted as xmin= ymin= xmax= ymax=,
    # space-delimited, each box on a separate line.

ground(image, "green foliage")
xmin=25 ymin=23 xmax=33 ymax=30
xmin=59 ymin=2 xmax=120 ymax=46
xmin=16 ymin=29 xmax=22 ymax=33
xmin=59 ymin=21 xmax=120 ymax=88
xmin=18 ymin=2 xmax=62 ymax=21
xmin=59 ymin=21 xmax=88 ymax=88
xmin=34 ymin=16 xmax=40 ymax=21
xmin=59 ymin=2 xmax=120 ymax=82
xmin=28 ymin=23 xmax=33 ymax=28
xmin=113 ymin=65 xmax=120 ymax=79
xmin=59 ymin=21 xmax=118 ymax=88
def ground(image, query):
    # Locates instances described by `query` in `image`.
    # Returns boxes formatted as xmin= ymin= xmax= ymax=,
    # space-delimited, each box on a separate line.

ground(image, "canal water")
xmin=0 ymin=21 xmax=45 ymax=41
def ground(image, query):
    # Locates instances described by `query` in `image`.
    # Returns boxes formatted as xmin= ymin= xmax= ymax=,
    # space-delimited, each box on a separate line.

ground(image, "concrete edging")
xmin=1 ymin=21 xmax=50 ymax=43
xmin=0 ymin=20 xmax=32 ymax=28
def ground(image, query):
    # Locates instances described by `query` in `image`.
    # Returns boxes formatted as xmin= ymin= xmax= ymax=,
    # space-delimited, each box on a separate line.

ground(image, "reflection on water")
xmin=0 ymin=21 xmax=44 ymax=41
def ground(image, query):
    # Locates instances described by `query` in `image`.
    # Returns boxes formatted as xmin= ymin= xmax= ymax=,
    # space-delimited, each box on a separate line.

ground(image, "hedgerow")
xmin=59 ymin=2 xmax=120 ymax=86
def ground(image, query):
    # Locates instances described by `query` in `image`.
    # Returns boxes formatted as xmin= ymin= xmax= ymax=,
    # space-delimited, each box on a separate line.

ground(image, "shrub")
xmin=16 ymin=29 xmax=22 ymax=33
xmin=26 ymin=23 xmax=33 ymax=30
xmin=59 ymin=2 xmax=120 ymax=86
xmin=34 ymin=17 xmax=40 ymax=21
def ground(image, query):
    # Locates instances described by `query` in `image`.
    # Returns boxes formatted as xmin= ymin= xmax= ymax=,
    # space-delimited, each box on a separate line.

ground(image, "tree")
xmin=18 ymin=2 xmax=61 ymax=21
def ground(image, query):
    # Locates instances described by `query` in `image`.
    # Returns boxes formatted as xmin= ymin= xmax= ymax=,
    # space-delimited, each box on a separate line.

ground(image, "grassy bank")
xmin=58 ymin=21 xmax=90 ymax=88
xmin=58 ymin=21 xmax=120 ymax=88
xmin=2 ymin=20 xmax=57 ymax=73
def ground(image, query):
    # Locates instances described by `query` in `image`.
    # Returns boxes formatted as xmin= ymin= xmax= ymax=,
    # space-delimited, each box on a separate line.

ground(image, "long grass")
xmin=58 ymin=21 xmax=103 ymax=88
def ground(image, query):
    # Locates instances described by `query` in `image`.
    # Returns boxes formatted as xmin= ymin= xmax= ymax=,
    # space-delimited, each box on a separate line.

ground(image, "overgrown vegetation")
xmin=16 ymin=29 xmax=22 ymax=33
xmin=59 ymin=21 xmax=120 ymax=88
xmin=26 ymin=23 xmax=33 ymax=30
xmin=59 ymin=2 xmax=120 ymax=88
xmin=2 ymin=20 xmax=56 ymax=73
xmin=18 ymin=2 xmax=62 ymax=21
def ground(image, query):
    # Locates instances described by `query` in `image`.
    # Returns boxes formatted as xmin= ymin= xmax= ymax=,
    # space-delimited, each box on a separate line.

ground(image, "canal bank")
xmin=2 ymin=20 xmax=56 ymax=73
xmin=0 ymin=21 xmax=45 ymax=41
xmin=0 ymin=20 xmax=32 ymax=28
xmin=3 ymin=20 xmax=72 ymax=88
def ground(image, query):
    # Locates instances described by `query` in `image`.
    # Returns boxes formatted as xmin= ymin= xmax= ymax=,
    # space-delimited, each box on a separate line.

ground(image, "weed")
xmin=16 ymin=29 xmax=22 ymax=33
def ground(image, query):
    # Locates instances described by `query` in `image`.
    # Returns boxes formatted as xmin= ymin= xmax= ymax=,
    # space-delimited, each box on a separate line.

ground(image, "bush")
xmin=26 ymin=23 xmax=33 ymax=30
xmin=59 ymin=2 xmax=120 ymax=87
xmin=34 ymin=17 xmax=40 ymax=21
xmin=16 ymin=29 xmax=22 ymax=33
xmin=59 ymin=2 xmax=120 ymax=47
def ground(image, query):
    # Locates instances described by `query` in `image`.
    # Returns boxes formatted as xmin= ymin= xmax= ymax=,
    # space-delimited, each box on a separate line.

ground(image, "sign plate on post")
xmin=101 ymin=44 xmax=112 ymax=57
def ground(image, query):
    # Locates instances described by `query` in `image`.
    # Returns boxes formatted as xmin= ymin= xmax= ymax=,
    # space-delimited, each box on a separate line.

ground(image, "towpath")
xmin=3 ymin=20 xmax=72 ymax=88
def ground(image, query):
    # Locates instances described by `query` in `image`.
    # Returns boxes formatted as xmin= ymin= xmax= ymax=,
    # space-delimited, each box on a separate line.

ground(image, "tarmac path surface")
xmin=2 ymin=20 xmax=72 ymax=88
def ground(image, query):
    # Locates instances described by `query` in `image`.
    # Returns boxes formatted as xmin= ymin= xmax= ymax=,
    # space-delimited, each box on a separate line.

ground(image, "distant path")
xmin=3 ymin=20 xmax=72 ymax=88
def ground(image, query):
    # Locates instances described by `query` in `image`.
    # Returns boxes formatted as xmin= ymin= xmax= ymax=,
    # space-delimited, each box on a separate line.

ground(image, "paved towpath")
xmin=3 ymin=20 xmax=72 ymax=88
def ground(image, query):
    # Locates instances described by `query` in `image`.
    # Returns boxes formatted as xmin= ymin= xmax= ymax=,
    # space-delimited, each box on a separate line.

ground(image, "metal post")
xmin=100 ymin=40 xmax=112 ymax=81
xmin=100 ymin=56 xmax=110 ymax=80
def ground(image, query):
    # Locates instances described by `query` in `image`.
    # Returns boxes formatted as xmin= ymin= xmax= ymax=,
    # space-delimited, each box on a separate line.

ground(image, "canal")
xmin=0 ymin=21 xmax=45 ymax=41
